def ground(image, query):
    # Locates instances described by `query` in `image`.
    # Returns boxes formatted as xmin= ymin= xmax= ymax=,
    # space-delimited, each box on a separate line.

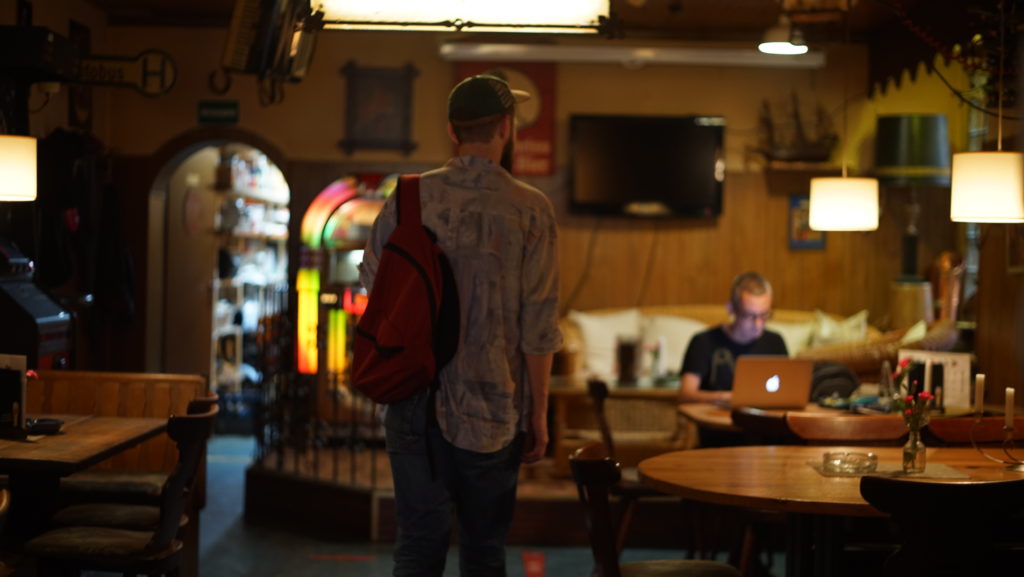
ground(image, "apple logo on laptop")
xmin=765 ymin=374 xmax=781 ymax=393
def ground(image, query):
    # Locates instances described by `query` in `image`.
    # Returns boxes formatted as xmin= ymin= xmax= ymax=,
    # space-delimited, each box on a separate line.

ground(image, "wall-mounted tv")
xmin=569 ymin=114 xmax=725 ymax=218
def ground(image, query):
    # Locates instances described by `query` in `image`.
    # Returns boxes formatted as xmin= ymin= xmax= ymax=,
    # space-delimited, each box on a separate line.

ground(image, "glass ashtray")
xmin=821 ymin=451 xmax=878 ymax=475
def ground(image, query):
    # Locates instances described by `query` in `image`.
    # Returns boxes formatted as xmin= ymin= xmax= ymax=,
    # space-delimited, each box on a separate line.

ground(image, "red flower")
xmin=919 ymin=391 xmax=934 ymax=401
xmin=25 ymin=370 xmax=38 ymax=380
xmin=905 ymin=408 xmax=913 ymax=415
xmin=904 ymin=395 xmax=915 ymax=403
xmin=898 ymin=358 xmax=912 ymax=369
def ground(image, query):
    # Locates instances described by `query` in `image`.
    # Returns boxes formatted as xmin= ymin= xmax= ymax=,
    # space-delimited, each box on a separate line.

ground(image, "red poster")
xmin=454 ymin=62 xmax=555 ymax=176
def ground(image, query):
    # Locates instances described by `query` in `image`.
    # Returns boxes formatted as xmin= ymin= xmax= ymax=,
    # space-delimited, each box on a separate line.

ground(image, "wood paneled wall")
xmin=976 ymin=224 xmax=1024 ymax=407
xmin=555 ymin=168 xmax=956 ymax=328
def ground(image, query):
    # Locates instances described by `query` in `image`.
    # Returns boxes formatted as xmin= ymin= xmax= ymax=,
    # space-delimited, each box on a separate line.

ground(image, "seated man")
xmin=678 ymin=271 xmax=788 ymax=405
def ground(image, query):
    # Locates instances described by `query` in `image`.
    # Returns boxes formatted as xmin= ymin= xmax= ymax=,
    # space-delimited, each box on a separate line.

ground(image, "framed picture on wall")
xmin=788 ymin=194 xmax=825 ymax=250
xmin=1009 ymin=223 xmax=1024 ymax=274
xmin=338 ymin=61 xmax=418 ymax=155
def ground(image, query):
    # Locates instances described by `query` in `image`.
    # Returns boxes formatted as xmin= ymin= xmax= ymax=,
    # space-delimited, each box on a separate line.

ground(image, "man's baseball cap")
xmin=448 ymin=74 xmax=530 ymax=127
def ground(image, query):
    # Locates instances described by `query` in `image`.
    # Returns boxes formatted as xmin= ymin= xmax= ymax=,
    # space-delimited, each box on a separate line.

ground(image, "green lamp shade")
xmin=874 ymin=114 xmax=951 ymax=187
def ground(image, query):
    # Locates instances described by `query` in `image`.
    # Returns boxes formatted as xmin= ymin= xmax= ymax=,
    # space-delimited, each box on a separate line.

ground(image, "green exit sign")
xmin=198 ymin=100 xmax=239 ymax=125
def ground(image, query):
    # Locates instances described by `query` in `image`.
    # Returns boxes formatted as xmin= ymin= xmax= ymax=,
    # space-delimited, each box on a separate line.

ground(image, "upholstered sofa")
xmin=555 ymin=304 xmax=960 ymax=383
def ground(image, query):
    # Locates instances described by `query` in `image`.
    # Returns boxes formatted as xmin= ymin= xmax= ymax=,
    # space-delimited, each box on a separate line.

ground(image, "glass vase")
xmin=902 ymin=427 xmax=926 ymax=474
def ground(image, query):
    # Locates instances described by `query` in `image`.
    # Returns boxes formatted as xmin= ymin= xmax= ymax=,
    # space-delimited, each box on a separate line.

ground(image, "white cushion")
xmin=811 ymin=309 xmax=868 ymax=347
xmin=568 ymin=309 xmax=642 ymax=380
xmin=899 ymin=320 xmax=929 ymax=345
xmin=765 ymin=320 xmax=815 ymax=356
xmin=641 ymin=315 xmax=708 ymax=376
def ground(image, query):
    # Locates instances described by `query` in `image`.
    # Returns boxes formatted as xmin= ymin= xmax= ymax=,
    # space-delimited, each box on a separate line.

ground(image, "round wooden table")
xmin=638 ymin=445 xmax=1024 ymax=576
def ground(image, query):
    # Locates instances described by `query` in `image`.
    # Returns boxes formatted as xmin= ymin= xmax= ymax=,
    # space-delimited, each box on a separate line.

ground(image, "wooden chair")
xmin=923 ymin=415 xmax=1024 ymax=446
xmin=585 ymin=379 xmax=668 ymax=554
xmin=570 ymin=441 xmax=742 ymax=577
xmin=860 ymin=475 xmax=1024 ymax=576
xmin=729 ymin=407 xmax=797 ymax=445
xmin=785 ymin=413 xmax=908 ymax=445
xmin=24 ymin=405 xmax=219 ymax=577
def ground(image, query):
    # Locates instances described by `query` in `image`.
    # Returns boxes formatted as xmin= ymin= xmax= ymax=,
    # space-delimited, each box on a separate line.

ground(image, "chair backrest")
xmin=187 ymin=392 xmax=220 ymax=415
xmin=569 ymin=440 xmax=623 ymax=577
xmin=785 ymin=413 xmax=907 ymax=445
xmin=730 ymin=406 xmax=797 ymax=445
xmin=587 ymin=379 xmax=616 ymax=458
xmin=923 ymin=416 xmax=1024 ymax=446
xmin=859 ymin=475 xmax=1024 ymax=576
xmin=146 ymin=405 xmax=219 ymax=556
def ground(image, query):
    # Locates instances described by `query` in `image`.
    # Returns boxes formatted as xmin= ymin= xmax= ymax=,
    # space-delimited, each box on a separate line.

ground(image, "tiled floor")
xmin=199 ymin=435 xmax=735 ymax=577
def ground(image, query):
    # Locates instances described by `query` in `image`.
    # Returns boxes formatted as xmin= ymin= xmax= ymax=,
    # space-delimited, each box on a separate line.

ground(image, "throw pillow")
xmin=811 ymin=309 xmax=868 ymax=347
xmin=765 ymin=320 xmax=815 ymax=357
xmin=641 ymin=315 xmax=708 ymax=377
xmin=568 ymin=309 xmax=642 ymax=380
xmin=899 ymin=320 xmax=929 ymax=345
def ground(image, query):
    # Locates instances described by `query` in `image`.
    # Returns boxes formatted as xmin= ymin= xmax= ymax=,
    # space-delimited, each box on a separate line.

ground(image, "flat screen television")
xmin=569 ymin=114 xmax=725 ymax=218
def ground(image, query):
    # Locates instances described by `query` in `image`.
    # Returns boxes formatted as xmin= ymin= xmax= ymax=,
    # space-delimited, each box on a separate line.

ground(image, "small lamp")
xmin=949 ymin=0 xmax=1024 ymax=223
xmin=320 ymin=0 xmax=608 ymax=33
xmin=758 ymin=15 xmax=808 ymax=55
xmin=809 ymin=177 xmax=879 ymax=230
xmin=0 ymin=135 xmax=37 ymax=202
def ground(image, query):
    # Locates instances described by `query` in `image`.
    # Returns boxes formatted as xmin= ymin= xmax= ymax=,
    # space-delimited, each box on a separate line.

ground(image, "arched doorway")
xmin=146 ymin=129 xmax=290 ymax=429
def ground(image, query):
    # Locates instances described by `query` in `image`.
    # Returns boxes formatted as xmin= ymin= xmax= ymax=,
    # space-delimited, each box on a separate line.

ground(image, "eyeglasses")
xmin=735 ymin=310 xmax=772 ymax=323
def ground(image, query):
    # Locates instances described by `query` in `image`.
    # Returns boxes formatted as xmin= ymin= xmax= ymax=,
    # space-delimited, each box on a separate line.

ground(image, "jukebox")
xmin=0 ymin=240 xmax=71 ymax=369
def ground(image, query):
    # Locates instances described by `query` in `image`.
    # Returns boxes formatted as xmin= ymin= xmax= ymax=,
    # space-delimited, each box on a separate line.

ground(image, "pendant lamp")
xmin=949 ymin=2 xmax=1024 ymax=223
xmin=0 ymin=135 xmax=37 ymax=202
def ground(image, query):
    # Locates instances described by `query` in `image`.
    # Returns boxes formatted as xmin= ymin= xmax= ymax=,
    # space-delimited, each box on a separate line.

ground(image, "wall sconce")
xmin=758 ymin=15 xmax=808 ymax=55
xmin=0 ymin=135 xmax=37 ymax=202
xmin=320 ymin=0 xmax=609 ymax=34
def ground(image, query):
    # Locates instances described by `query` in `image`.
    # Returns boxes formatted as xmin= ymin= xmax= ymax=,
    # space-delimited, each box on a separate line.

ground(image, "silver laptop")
xmin=730 ymin=356 xmax=814 ymax=410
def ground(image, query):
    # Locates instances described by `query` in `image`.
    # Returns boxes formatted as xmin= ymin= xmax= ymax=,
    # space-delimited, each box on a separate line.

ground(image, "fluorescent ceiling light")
xmin=0 ymin=135 xmax=37 ymax=202
xmin=949 ymin=151 xmax=1024 ymax=222
xmin=320 ymin=0 xmax=608 ymax=33
xmin=439 ymin=42 xmax=825 ymax=68
xmin=809 ymin=177 xmax=879 ymax=231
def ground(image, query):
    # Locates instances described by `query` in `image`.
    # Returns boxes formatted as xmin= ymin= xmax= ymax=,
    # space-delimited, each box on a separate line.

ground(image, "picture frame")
xmin=788 ymin=194 xmax=825 ymax=250
xmin=338 ymin=61 xmax=417 ymax=155
xmin=1008 ymin=223 xmax=1024 ymax=274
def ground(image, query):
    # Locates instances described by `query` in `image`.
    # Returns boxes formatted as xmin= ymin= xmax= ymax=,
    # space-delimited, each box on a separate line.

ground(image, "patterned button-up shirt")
xmin=360 ymin=156 xmax=562 ymax=453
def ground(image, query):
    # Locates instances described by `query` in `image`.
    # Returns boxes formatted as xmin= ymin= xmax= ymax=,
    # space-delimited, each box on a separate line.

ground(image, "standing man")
xmin=359 ymin=74 xmax=562 ymax=577
xmin=677 ymin=271 xmax=788 ymax=405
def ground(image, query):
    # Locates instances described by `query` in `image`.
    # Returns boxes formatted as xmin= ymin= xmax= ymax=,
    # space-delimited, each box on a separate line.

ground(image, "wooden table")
xmin=677 ymin=402 xmax=831 ymax=433
xmin=0 ymin=415 xmax=167 ymax=541
xmin=638 ymin=445 xmax=1024 ymax=576
xmin=549 ymin=376 xmax=680 ymax=475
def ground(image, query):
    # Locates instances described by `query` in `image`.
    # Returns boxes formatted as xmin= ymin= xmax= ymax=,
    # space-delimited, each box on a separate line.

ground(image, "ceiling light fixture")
xmin=319 ymin=0 xmax=608 ymax=34
xmin=439 ymin=42 xmax=825 ymax=69
xmin=0 ymin=135 xmax=37 ymax=202
xmin=758 ymin=15 xmax=808 ymax=55
xmin=949 ymin=2 xmax=1024 ymax=223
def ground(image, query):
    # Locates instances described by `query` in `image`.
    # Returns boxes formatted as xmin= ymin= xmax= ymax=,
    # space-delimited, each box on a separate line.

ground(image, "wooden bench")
xmin=24 ymin=370 xmax=209 ymax=577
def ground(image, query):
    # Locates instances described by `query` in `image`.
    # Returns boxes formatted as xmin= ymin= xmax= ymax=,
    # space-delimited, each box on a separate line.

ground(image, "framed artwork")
xmin=1009 ymin=223 xmax=1024 ymax=274
xmin=338 ymin=61 xmax=417 ymax=155
xmin=788 ymin=194 xmax=825 ymax=250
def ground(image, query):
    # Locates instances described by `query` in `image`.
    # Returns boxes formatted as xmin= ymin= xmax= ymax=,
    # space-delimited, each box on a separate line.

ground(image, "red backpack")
xmin=352 ymin=175 xmax=460 ymax=404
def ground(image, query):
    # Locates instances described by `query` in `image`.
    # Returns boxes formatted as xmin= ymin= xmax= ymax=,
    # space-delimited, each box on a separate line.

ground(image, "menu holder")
xmin=0 ymin=354 xmax=27 ymax=440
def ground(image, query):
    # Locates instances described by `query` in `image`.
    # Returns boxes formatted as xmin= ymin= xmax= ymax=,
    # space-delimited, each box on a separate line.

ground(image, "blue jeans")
xmin=385 ymin=390 xmax=523 ymax=577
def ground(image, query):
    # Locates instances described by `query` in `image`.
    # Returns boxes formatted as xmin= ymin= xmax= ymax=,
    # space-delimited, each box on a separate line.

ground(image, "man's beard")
xmin=500 ymin=137 xmax=515 ymax=172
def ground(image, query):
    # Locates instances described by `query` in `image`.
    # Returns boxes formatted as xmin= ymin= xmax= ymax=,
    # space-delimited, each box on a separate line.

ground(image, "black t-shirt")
xmin=680 ymin=326 xmax=788 ymax=391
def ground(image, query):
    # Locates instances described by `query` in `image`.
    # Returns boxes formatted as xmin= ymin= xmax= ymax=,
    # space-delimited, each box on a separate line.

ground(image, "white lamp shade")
xmin=809 ymin=177 xmax=879 ymax=231
xmin=0 ymin=135 xmax=37 ymax=202
xmin=320 ymin=0 xmax=607 ymax=32
xmin=950 ymin=151 xmax=1024 ymax=223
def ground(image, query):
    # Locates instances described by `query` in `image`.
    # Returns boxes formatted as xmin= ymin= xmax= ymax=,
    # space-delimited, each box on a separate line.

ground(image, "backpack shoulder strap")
xmin=396 ymin=174 xmax=422 ymax=228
